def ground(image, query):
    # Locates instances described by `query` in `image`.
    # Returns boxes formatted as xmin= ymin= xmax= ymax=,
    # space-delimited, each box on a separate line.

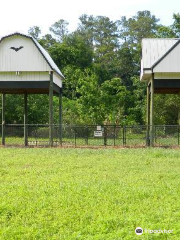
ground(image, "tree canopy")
xmin=2 ymin=11 xmax=180 ymax=126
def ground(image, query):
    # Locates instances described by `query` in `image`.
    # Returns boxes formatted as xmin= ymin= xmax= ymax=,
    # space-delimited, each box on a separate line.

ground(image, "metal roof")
xmin=0 ymin=32 xmax=64 ymax=79
xmin=142 ymin=38 xmax=179 ymax=69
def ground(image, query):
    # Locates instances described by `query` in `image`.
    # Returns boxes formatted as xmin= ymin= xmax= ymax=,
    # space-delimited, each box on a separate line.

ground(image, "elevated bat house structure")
xmin=0 ymin=32 xmax=64 ymax=146
xmin=141 ymin=38 xmax=180 ymax=146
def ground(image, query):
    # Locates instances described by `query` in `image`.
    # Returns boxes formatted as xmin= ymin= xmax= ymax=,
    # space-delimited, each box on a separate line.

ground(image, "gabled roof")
xmin=141 ymin=38 xmax=180 ymax=81
xmin=152 ymin=39 xmax=180 ymax=69
xmin=141 ymin=38 xmax=179 ymax=69
xmin=0 ymin=32 xmax=64 ymax=79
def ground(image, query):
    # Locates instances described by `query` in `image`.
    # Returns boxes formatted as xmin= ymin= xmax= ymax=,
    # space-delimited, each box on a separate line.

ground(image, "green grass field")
xmin=0 ymin=148 xmax=180 ymax=239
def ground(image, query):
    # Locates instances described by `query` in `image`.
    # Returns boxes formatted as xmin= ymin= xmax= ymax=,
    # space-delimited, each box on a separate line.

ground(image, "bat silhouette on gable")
xmin=10 ymin=46 xmax=24 ymax=52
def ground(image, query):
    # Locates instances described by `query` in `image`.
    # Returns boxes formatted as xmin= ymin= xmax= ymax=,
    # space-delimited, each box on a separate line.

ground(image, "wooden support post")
xmin=150 ymin=75 xmax=154 ymax=146
xmin=2 ymin=93 xmax=5 ymax=145
xmin=49 ymin=71 xmax=54 ymax=147
xmin=24 ymin=93 xmax=28 ymax=146
xmin=59 ymin=88 xmax=62 ymax=145
xmin=146 ymin=83 xmax=150 ymax=146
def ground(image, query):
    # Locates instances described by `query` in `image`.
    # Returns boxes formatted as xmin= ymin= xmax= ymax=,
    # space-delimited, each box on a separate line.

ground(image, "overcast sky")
xmin=0 ymin=0 xmax=179 ymax=38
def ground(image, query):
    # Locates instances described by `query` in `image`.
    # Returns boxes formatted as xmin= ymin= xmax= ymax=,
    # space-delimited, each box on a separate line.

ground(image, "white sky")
xmin=0 ymin=0 xmax=179 ymax=38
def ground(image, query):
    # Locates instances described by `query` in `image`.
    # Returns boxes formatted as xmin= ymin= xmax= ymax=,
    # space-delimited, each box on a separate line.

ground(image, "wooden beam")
xmin=2 ymin=94 xmax=5 ymax=145
xmin=150 ymin=75 xmax=154 ymax=146
xmin=49 ymin=72 xmax=54 ymax=147
xmin=155 ymin=88 xmax=180 ymax=94
xmin=24 ymin=93 xmax=28 ymax=146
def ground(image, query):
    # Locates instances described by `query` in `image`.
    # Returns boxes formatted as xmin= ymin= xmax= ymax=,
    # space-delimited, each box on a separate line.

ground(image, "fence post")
xmin=114 ymin=125 xmax=116 ymax=146
xmin=125 ymin=126 xmax=127 ymax=145
xmin=74 ymin=128 xmax=76 ymax=147
xmin=2 ymin=94 xmax=5 ymax=146
xmin=154 ymin=126 xmax=157 ymax=144
xmin=146 ymin=125 xmax=150 ymax=146
xmin=86 ymin=126 xmax=88 ymax=145
xmin=35 ymin=129 xmax=37 ymax=146
xmin=104 ymin=125 xmax=107 ymax=146
xmin=123 ymin=126 xmax=125 ymax=146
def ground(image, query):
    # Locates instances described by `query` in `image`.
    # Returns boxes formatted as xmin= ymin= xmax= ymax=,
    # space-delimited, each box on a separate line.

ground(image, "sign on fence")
xmin=94 ymin=130 xmax=103 ymax=137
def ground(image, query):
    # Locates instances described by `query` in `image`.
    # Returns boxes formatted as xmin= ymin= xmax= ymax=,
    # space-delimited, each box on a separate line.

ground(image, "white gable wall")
xmin=0 ymin=34 xmax=63 ymax=88
xmin=53 ymin=72 xmax=62 ymax=88
xmin=154 ymin=73 xmax=180 ymax=79
xmin=0 ymin=72 xmax=62 ymax=88
xmin=0 ymin=72 xmax=50 ymax=81
xmin=0 ymin=71 xmax=62 ymax=88
xmin=0 ymin=35 xmax=51 ymax=72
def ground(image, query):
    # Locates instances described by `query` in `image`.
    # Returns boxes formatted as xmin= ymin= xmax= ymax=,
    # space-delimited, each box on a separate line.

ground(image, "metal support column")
xmin=24 ymin=93 xmax=28 ymax=146
xmin=150 ymin=75 xmax=154 ymax=146
xmin=146 ymin=83 xmax=150 ymax=146
xmin=49 ymin=71 xmax=54 ymax=147
xmin=59 ymin=88 xmax=62 ymax=145
xmin=2 ymin=94 xmax=5 ymax=145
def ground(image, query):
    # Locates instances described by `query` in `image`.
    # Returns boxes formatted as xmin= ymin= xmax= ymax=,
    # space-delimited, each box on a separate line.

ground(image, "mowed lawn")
xmin=0 ymin=148 xmax=180 ymax=239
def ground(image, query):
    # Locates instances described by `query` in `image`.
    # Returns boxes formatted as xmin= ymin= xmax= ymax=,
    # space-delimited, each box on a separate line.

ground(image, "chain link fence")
xmin=0 ymin=124 xmax=180 ymax=147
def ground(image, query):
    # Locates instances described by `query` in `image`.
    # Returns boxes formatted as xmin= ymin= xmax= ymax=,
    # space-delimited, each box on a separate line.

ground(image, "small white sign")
xmin=97 ymin=126 xmax=102 ymax=131
xmin=94 ymin=131 xmax=103 ymax=137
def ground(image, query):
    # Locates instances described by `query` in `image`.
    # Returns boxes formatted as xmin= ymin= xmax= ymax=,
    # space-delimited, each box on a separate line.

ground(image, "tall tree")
xmin=78 ymin=14 xmax=95 ymax=47
xmin=156 ymin=25 xmax=176 ymax=38
xmin=117 ymin=11 xmax=161 ymax=78
xmin=39 ymin=34 xmax=56 ymax=50
xmin=171 ymin=13 xmax=180 ymax=37
xmin=49 ymin=19 xmax=69 ymax=42
xmin=100 ymin=78 xmax=130 ymax=124
xmin=118 ymin=11 xmax=160 ymax=45
xmin=78 ymin=15 xmax=119 ymax=83
xmin=28 ymin=26 xmax=41 ymax=39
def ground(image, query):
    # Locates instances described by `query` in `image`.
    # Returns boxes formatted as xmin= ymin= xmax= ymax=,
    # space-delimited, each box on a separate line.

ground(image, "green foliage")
xmin=49 ymin=19 xmax=69 ymax=42
xmin=100 ymin=78 xmax=128 ymax=124
xmin=76 ymin=69 xmax=104 ymax=124
xmin=0 ymin=94 xmax=62 ymax=125
xmin=172 ymin=13 xmax=180 ymax=37
xmin=49 ymin=34 xmax=93 ymax=70
xmin=18 ymin=11 xmax=180 ymax=125
xmin=118 ymin=11 xmax=160 ymax=44
xmin=78 ymin=15 xmax=119 ymax=83
xmin=154 ymin=95 xmax=180 ymax=125
xmin=38 ymin=34 xmax=57 ymax=50
xmin=28 ymin=26 xmax=41 ymax=40
xmin=156 ymin=25 xmax=176 ymax=38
